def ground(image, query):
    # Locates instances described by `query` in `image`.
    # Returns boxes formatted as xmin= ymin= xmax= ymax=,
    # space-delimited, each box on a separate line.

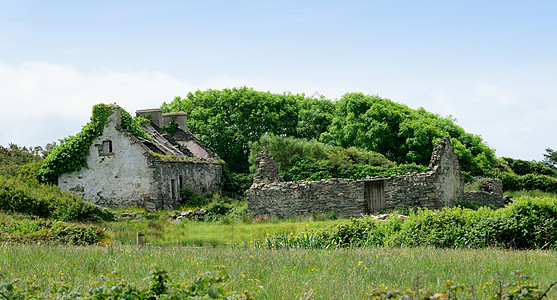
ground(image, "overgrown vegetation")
xmin=249 ymin=134 xmax=427 ymax=181
xmin=38 ymin=104 xmax=150 ymax=184
xmin=1 ymin=140 xmax=113 ymax=245
xmin=0 ymin=265 xmax=257 ymax=299
xmin=0 ymin=211 xmax=105 ymax=245
xmin=0 ymin=174 xmax=114 ymax=222
xmin=161 ymin=88 xmax=501 ymax=193
xmin=262 ymin=195 xmax=556 ymax=250
xmin=2 ymin=245 xmax=556 ymax=299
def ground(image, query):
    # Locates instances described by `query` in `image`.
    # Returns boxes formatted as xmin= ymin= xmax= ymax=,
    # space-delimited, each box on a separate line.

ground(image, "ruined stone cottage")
xmin=58 ymin=105 xmax=223 ymax=211
xmin=247 ymin=137 xmax=504 ymax=218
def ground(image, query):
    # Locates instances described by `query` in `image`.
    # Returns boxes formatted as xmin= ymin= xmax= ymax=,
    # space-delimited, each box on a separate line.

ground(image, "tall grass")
xmin=1 ymin=245 xmax=556 ymax=299
xmin=104 ymin=216 xmax=341 ymax=246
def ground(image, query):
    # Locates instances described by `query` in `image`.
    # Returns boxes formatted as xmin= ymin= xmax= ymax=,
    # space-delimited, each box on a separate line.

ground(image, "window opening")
xmin=171 ymin=179 xmax=177 ymax=200
xmin=101 ymin=140 xmax=113 ymax=155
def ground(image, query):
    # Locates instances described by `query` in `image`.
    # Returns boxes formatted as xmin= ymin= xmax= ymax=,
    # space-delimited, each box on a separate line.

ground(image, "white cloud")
xmin=0 ymin=60 xmax=555 ymax=162
xmin=0 ymin=61 xmax=198 ymax=147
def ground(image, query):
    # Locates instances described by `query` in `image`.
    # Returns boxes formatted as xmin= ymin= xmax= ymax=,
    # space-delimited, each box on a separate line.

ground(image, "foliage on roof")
xmin=38 ymin=104 xmax=150 ymax=184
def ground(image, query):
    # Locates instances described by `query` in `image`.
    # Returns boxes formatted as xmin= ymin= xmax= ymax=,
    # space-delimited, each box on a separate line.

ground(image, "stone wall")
xmin=252 ymin=150 xmax=281 ymax=185
xmin=246 ymin=137 xmax=484 ymax=218
xmin=59 ymin=109 xmax=223 ymax=210
xmin=382 ymin=172 xmax=441 ymax=209
xmin=59 ymin=110 xmax=158 ymax=208
xmin=247 ymin=178 xmax=366 ymax=218
xmin=380 ymin=137 xmax=464 ymax=210
xmin=462 ymin=178 xmax=505 ymax=208
xmin=152 ymin=160 xmax=222 ymax=208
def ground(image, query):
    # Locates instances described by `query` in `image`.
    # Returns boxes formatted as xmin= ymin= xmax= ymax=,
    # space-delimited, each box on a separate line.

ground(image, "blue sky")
xmin=1 ymin=0 xmax=556 ymax=161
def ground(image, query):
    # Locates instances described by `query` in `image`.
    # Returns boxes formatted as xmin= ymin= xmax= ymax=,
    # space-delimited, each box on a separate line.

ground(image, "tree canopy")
xmin=161 ymin=87 xmax=497 ymax=176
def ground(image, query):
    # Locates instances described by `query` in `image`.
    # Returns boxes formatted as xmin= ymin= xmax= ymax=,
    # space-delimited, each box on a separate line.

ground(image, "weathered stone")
xmin=461 ymin=178 xmax=505 ymax=208
xmin=58 ymin=105 xmax=223 ymax=210
xmin=247 ymin=137 xmax=504 ymax=218
xmin=252 ymin=150 xmax=281 ymax=185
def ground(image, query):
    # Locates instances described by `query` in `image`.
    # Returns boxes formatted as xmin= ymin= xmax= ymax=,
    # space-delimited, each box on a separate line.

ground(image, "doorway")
xmin=365 ymin=180 xmax=385 ymax=213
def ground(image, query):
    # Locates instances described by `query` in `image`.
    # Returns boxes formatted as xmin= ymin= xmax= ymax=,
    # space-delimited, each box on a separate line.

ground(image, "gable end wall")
xmin=59 ymin=110 xmax=159 ymax=207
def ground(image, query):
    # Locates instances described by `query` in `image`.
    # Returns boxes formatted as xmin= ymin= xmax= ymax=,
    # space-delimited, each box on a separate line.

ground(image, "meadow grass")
xmin=103 ymin=216 xmax=342 ymax=246
xmin=1 ymin=244 xmax=556 ymax=299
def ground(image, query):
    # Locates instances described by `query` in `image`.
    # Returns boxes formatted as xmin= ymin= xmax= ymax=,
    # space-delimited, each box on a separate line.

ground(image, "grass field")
xmin=2 ymin=191 xmax=557 ymax=298
xmin=1 ymin=244 xmax=556 ymax=299
xmin=104 ymin=215 xmax=342 ymax=247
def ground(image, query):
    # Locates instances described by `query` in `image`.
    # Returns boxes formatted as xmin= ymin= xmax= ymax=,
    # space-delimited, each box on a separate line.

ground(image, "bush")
xmin=494 ymin=171 xmax=557 ymax=193
xmin=502 ymin=157 xmax=557 ymax=177
xmin=316 ymin=216 xmax=383 ymax=247
xmin=180 ymin=188 xmax=210 ymax=207
xmin=0 ymin=212 xmax=106 ymax=245
xmin=205 ymin=195 xmax=234 ymax=217
xmin=264 ymin=195 xmax=557 ymax=250
xmin=222 ymin=169 xmax=253 ymax=196
xmin=0 ymin=174 xmax=115 ymax=222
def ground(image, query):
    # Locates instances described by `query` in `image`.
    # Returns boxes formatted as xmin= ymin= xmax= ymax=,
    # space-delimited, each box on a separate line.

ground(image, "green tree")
xmin=161 ymin=87 xmax=332 ymax=173
xmin=543 ymin=148 xmax=557 ymax=169
xmin=322 ymin=93 xmax=496 ymax=175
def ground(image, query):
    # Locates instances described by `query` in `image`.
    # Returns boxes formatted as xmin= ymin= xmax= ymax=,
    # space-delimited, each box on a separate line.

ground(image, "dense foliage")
xmin=0 ymin=174 xmax=114 ymax=222
xmin=502 ymin=157 xmax=557 ymax=177
xmin=249 ymin=135 xmax=427 ymax=181
xmin=322 ymin=93 xmax=497 ymax=175
xmin=0 ymin=144 xmax=42 ymax=178
xmin=492 ymin=171 xmax=557 ymax=193
xmin=162 ymin=87 xmax=334 ymax=173
xmin=0 ymin=211 xmax=105 ymax=245
xmin=38 ymin=104 xmax=150 ymax=184
xmin=264 ymin=195 xmax=557 ymax=250
xmin=162 ymin=88 xmax=496 ymax=185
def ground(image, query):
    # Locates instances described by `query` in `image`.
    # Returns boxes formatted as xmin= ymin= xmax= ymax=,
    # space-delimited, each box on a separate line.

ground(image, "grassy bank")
xmin=1 ymin=244 xmax=556 ymax=299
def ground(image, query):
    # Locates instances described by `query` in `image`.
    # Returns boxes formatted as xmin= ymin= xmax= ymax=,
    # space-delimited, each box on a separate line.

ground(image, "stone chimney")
xmin=163 ymin=112 xmax=187 ymax=131
xmin=136 ymin=108 xmax=163 ymax=129
xmin=252 ymin=150 xmax=281 ymax=185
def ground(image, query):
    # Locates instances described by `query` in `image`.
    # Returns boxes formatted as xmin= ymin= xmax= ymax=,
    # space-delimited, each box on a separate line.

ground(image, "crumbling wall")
xmin=247 ymin=178 xmax=366 ymax=218
xmin=382 ymin=172 xmax=442 ymax=209
xmin=252 ymin=150 xmax=281 ymax=185
xmin=59 ymin=110 xmax=158 ymax=208
xmin=152 ymin=160 xmax=223 ymax=209
xmin=381 ymin=137 xmax=464 ymax=209
xmin=246 ymin=138 xmax=500 ymax=218
xmin=462 ymin=178 xmax=505 ymax=208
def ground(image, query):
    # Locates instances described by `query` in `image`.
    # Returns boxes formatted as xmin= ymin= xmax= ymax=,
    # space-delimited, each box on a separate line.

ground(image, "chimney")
xmin=136 ymin=108 xmax=163 ymax=129
xmin=163 ymin=112 xmax=187 ymax=131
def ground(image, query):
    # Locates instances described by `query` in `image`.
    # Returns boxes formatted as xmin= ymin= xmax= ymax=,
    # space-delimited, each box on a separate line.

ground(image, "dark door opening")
xmin=365 ymin=180 xmax=385 ymax=213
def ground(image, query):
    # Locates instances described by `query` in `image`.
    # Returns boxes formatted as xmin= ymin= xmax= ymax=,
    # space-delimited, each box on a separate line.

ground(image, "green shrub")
xmin=502 ymin=157 xmax=557 ymax=177
xmin=180 ymin=188 xmax=210 ymax=207
xmin=205 ymin=199 xmax=233 ymax=217
xmin=0 ymin=174 xmax=115 ymax=222
xmin=497 ymin=196 xmax=557 ymax=249
xmin=264 ymin=195 xmax=557 ymax=250
xmin=222 ymin=169 xmax=253 ymax=196
xmin=0 ymin=212 xmax=106 ymax=245
xmin=317 ymin=216 xmax=383 ymax=247
xmin=494 ymin=171 xmax=557 ymax=193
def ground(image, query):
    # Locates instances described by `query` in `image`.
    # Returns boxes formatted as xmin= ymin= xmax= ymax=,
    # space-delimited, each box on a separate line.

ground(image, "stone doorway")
xmin=364 ymin=180 xmax=386 ymax=213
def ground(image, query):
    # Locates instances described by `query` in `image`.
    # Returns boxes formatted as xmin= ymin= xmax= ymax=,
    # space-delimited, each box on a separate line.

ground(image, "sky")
xmin=1 ymin=0 xmax=556 ymax=161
